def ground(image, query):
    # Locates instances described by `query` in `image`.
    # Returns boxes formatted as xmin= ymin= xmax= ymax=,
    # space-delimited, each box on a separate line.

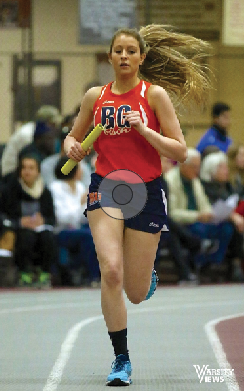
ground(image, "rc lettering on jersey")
xmin=101 ymin=105 xmax=131 ymax=135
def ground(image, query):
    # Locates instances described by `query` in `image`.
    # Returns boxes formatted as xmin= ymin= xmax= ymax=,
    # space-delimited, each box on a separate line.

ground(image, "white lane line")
xmin=1 ymin=296 xmax=242 ymax=390
xmin=1 ymin=298 xmax=243 ymax=316
xmin=0 ymin=297 xmax=83 ymax=304
xmin=42 ymin=304 xmax=244 ymax=391
xmin=43 ymin=307 xmax=167 ymax=391
xmin=205 ymin=313 xmax=244 ymax=391
xmin=0 ymin=302 xmax=99 ymax=315
xmin=43 ymin=315 xmax=103 ymax=391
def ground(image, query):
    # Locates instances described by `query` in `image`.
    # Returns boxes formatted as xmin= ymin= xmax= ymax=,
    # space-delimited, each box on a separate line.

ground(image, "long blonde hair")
xmin=110 ymin=24 xmax=212 ymax=107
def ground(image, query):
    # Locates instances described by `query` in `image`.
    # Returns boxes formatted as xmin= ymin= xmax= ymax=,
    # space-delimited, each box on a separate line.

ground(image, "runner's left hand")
xmin=125 ymin=111 xmax=145 ymax=134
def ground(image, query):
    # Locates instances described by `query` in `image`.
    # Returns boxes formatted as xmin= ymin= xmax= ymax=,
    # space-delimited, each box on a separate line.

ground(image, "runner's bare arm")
xmin=64 ymin=87 xmax=102 ymax=161
xmin=127 ymin=85 xmax=187 ymax=163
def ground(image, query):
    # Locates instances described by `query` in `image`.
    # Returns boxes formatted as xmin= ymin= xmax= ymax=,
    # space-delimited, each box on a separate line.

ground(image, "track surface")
xmin=0 ymin=284 xmax=243 ymax=390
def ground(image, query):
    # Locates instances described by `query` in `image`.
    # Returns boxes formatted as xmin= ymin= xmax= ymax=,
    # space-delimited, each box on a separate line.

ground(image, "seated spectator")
xmin=201 ymin=145 xmax=220 ymax=160
xmin=228 ymin=143 xmax=244 ymax=200
xmin=160 ymin=155 xmax=218 ymax=284
xmin=200 ymin=151 xmax=244 ymax=281
xmin=196 ymin=102 xmax=232 ymax=155
xmin=159 ymin=217 xmax=219 ymax=285
xmin=164 ymin=148 xmax=234 ymax=273
xmin=1 ymin=105 xmax=61 ymax=181
xmin=0 ymin=213 xmax=17 ymax=286
xmin=19 ymin=121 xmax=56 ymax=164
xmin=41 ymin=114 xmax=91 ymax=188
xmin=49 ymin=156 xmax=100 ymax=287
xmin=0 ymin=153 xmax=57 ymax=287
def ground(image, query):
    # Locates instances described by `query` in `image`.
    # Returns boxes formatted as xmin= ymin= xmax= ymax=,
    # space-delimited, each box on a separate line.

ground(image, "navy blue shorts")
xmin=86 ymin=173 xmax=168 ymax=234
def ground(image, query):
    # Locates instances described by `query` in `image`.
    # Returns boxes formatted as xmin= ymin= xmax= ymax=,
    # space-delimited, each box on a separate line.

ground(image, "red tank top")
xmin=93 ymin=80 xmax=162 ymax=182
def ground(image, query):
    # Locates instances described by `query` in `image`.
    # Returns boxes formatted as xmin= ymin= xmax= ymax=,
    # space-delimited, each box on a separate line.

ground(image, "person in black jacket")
xmin=0 ymin=153 xmax=57 ymax=287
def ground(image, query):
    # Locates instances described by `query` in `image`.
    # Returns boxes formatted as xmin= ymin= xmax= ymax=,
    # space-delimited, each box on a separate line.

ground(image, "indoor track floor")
xmin=0 ymin=284 xmax=243 ymax=391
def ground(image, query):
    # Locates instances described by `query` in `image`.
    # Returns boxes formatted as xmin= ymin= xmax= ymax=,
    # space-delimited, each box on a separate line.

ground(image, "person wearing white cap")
xmin=1 ymin=105 xmax=61 ymax=180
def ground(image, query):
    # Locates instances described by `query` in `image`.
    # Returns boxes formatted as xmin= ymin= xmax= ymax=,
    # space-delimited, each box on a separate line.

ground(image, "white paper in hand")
xmin=211 ymin=194 xmax=239 ymax=224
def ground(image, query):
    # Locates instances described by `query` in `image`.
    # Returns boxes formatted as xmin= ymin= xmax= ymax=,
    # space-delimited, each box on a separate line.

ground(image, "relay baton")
xmin=61 ymin=123 xmax=104 ymax=175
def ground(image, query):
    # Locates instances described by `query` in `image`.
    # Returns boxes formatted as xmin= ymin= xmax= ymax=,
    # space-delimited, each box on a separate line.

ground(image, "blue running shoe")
xmin=106 ymin=354 xmax=132 ymax=386
xmin=145 ymin=269 xmax=159 ymax=300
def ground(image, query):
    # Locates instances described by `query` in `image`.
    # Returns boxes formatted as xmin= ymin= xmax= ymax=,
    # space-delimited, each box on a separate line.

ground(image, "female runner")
xmin=64 ymin=24 xmax=211 ymax=386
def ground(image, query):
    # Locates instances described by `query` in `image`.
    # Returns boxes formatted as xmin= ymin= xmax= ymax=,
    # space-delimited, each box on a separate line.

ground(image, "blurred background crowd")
xmin=0 ymin=100 xmax=244 ymax=288
xmin=0 ymin=101 xmax=100 ymax=288
xmin=0 ymin=0 xmax=244 ymax=288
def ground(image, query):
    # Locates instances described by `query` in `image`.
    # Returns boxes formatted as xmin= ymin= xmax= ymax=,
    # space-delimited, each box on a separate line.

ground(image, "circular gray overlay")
xmin=98 ymin=170 xmax=148 ymax=220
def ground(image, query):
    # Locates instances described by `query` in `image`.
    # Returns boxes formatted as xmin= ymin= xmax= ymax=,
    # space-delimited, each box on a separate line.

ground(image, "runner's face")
xmin=109 ymin=34 xmax=145 ymax=76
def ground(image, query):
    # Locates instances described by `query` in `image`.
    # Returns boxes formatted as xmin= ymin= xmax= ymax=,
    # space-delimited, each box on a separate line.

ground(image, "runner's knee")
xmin=101 ymin=263 xmax=123 ymax=289
xmin=125 ymin=286 xmax=149 ymax=305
